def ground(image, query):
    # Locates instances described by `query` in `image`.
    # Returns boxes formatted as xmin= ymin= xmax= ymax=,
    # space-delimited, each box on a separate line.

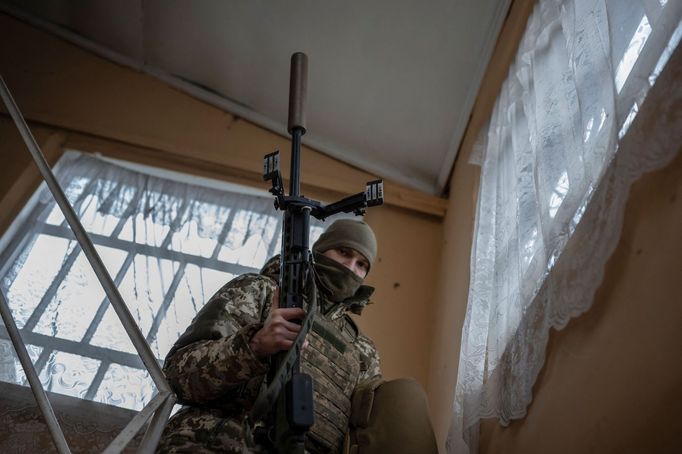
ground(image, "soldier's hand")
xmin=249 ymin=288 xmax=306 ymax=358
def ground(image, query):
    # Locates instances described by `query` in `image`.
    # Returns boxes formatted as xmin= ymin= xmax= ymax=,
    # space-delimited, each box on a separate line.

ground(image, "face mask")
xmin=313 ymin=252 xmax=364 ymax=303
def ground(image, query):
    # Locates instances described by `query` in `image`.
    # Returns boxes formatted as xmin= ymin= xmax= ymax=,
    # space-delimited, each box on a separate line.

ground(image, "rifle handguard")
xmin=249 ymin=280 xmax=318 ymax=423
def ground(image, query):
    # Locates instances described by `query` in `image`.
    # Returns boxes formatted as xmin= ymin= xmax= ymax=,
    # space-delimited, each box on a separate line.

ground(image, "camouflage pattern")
xmin=158 ymin=407 xmax=267 ymax=453
xmin=157 ymin=257 xmax=381 ymax=453
xmin=297 ymin=312 xmax=359 ymax=452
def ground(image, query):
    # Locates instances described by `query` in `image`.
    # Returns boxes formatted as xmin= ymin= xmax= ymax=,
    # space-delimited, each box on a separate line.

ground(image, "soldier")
xmin=157 ymin=218 xmax=383 ymax=453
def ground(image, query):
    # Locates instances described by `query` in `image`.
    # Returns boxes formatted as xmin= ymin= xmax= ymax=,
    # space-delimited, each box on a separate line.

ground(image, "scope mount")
xmin=263 ymin=150 xmax=384 ymax=220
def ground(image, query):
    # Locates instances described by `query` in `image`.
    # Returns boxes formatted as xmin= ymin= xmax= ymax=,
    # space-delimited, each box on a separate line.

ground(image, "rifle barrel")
xmin=290 ymin=129 xmax=302 ymax=197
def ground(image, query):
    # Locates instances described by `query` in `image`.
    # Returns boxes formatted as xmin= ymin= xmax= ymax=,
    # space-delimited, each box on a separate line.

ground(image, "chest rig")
xmin=300 ymin=312 xmax=362 ymax=453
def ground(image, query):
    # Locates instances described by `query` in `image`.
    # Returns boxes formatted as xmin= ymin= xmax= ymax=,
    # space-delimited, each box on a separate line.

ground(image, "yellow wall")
xmin=425 ymin=153 xmax=479 ymax=448
xmin=0 ymin=119 xmax=65 ymax=235
xmin=0 ymin=13 xmax=443 ymax=392
xmin=480 ymin=147 xmax=682 ymax=454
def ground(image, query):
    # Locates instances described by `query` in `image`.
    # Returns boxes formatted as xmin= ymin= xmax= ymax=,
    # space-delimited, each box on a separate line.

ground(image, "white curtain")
xmin=448 ymin=0 xmax=681 ymax=451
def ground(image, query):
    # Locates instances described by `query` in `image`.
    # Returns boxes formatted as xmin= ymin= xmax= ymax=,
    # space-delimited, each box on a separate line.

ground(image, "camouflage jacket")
xmin=161 ymin=256 xmax=382 ymax=452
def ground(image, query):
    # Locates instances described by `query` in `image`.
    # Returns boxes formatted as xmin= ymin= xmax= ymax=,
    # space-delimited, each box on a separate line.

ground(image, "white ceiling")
xmin=2 ymin=0 xmax=510 ymax=195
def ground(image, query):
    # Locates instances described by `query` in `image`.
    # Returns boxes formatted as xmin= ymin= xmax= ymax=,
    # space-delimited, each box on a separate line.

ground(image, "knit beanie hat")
xmin=312 ymin=219 xmax=377 ymax=270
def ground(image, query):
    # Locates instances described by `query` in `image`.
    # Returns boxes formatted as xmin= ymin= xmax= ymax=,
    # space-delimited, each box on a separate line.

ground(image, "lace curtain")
xmin=0 ymin=151 xmax=327 ymax=411
xmin=448 ymin=0 xmax=682 ymax=452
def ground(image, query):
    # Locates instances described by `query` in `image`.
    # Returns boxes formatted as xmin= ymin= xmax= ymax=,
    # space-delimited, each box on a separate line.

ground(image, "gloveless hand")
xmin=249 ymin=288 xmax=307 ymax=358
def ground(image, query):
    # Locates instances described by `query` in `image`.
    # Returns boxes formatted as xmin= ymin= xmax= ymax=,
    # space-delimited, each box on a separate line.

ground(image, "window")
xmin=449 ymin=0 xmax=681 ymax=452
xmin=0 ymin=151 xmax=326 ymax=410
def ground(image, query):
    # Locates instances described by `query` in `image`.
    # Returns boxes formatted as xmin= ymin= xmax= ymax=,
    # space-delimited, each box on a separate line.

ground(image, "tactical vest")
xmin=300 ymin=312 xmax=361 ymax=453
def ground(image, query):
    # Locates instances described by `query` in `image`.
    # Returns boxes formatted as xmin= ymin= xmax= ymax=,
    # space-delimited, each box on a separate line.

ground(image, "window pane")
xmin=44 ymin=203 xmax=66 ymax=225
xmin=0 ymin=151 xmax=295 ymax=411
xmin=169 ymin=204 xmax=232 ymax=258
xmin=170 ymin=218 xmax=221 ymax=258
xmin=117 ymin=212 xmax=172 ymax=247
xmin=39 ymin=350 xmax=100 ymax=399
xmin=153 ymin=264 xmax=235 ymax=359
xmin=92 ymin=363 xmax=155 ymax=411
xmin=76 ymin=194 xmax=125 ymax=237
xmin=33 ymin=245 xmax=127 ymax=341
xmin=89 ymin=255 xmax=179 ymax=354
xmin=0 ymin=339 xmax=43 ymax=385
xmin=217 ymin=210 xmax=278 ymax=268
xmin=4 ymin=235 xmax=75 ymax=328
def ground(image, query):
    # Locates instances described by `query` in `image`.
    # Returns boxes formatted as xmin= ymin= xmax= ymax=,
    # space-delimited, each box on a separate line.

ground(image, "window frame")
xmin=0 ymin=151 xmax=290 ymax=409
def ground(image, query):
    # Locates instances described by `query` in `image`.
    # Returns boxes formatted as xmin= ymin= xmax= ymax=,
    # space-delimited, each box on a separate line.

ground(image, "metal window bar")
xmin=209 ymin=208 xmax=238 ymax=260
xmin=145 ymin=262 xmax=187 ymax=348
xmin=0 ymin=76 xmax=176 ymax=453
xmin=158 ymin=197 xmax=192 ymax=250
xmin=0 ymin=325 xmax=146 ymax=370
xmin=25 ymin=234 xmax=79 ymax=381
xmin=145 ymin=202 xmax=245 ymax=353
xmin=136 ymin=197 xmax=195 ymax=351
xmin=81 ymin=252 xmax=138 ymax=400
xmin=0 ymin=175 xmax=100 ymax=374
xmin=81 ymin=184 xmax=147 ymax=345
xmin=82 ymin=252 xmax=137 ymax=344
xmin=102 ymin=391 xmax=168 ymax=454
xmin=57 ymin=171 xmax=102 ymax=228
xmin=23 ymin=244 xmax=81 ymax=331
xmin=29 ymin=347 xmax=54 ymax=388
xmin=0 ymin=290 xmax=71 ymax=454
xmin=79 ymin=185 xmax=150 ymax=400
xmin=0 ymin=213 xmax=260 ymax=378
xmin=82 ymin=358 xmax=112 ymax=401
xmin=39 ymin=223 xmax=259 ymax=275
xmin=0 ymin=159 xmax=104 ymax=391
xmin=109 ymin=183 xmax=145 ymax=239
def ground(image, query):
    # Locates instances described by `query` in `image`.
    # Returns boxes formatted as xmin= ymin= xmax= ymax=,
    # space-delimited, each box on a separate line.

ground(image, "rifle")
xmin=248 ymin=53 xmax=384 ymax=453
